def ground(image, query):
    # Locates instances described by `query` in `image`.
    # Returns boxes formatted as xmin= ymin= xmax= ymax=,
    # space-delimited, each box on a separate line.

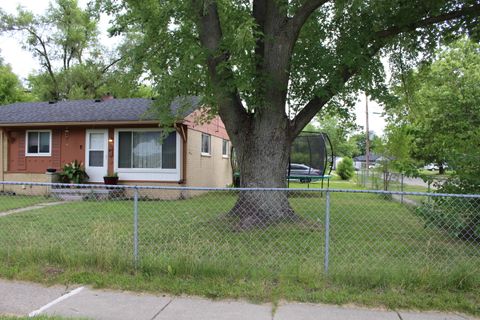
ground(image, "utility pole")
xmin=365 ymin=92 xmax=370 ymax=186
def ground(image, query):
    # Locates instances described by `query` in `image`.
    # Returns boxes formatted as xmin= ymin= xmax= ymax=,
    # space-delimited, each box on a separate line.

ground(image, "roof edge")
xmin=0 ymin=120 xmax=161 ymax=127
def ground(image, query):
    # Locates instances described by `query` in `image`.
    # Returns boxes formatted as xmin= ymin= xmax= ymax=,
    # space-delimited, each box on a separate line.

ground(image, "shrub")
xmin=337 ymin=157 xmax=355 ymax=180
xmin=416 ymin=178 xmax=480 ymax=242
xmin=416 ymin=197 xmax=480 ymax=242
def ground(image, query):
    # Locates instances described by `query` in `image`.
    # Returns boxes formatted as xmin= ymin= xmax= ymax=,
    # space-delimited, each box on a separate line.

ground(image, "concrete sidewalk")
xmin=0 ymin=279 xmax=475 ymax=320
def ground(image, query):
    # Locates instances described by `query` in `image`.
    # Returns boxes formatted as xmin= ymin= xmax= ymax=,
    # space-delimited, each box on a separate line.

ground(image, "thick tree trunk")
xmin=228 ymin=115 xmax=299 ymax=229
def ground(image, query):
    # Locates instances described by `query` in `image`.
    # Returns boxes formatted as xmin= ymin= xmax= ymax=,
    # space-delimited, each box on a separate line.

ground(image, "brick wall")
xmin=5 ymin=127 xmax=85 ymax=173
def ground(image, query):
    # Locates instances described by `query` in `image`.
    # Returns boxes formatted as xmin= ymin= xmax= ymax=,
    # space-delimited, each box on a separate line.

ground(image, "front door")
xmin=85 ymin=129 xmax=108 ymax=182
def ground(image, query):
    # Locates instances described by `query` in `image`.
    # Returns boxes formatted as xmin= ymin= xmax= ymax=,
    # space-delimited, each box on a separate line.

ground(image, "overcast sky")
xmin=0 ymin=0 xmax=386 ymax=135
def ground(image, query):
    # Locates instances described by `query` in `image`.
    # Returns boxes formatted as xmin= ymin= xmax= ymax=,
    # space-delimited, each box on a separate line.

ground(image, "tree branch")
xmin=291 ymin=61 xmax=367 ymax=137
xmin=101 ymin=57 xmax=122 ymax=74
xmin=253 ymin=0 xmax=267 ymax=73
xmin=375 ymin=3 xmax=480 ymax=39
xmin=194 ymin=0 xmax=249 ymax=135
xmin=291 ymin=3 xmax=480 ymax=136
xmin=24 ymin=27 xmax=59 ymax=99
xmin=288 ymin=0 xmax=331 ymax=39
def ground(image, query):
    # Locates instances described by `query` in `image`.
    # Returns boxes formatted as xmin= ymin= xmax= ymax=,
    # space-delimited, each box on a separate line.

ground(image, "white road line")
xmin=28 ymin=286 xmax=84 ymax=317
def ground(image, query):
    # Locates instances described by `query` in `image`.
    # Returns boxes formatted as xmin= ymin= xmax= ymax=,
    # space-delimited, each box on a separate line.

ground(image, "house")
xmin=353 ymin=154 xmax=383 ymax=170
xmin=0 ymin=96 xmax=232 ymax=196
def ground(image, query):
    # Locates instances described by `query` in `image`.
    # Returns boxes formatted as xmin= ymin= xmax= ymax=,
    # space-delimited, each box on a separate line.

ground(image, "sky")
xmin=0 ymin=0 xmax=386 ymax=135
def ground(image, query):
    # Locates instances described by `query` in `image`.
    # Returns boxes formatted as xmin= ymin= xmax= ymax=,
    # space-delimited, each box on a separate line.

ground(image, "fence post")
xmin=401 ymin=174 xmax=404 ymax=204
xmin=324 ymin=191 xmax=331 ymax=275
xmin=133 ymin=187 xmax=139 ymax=268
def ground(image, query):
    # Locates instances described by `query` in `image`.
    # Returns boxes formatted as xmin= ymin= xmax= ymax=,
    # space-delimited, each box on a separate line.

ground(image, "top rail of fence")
xmin=1 ymin=180 xmax=480 ymax=198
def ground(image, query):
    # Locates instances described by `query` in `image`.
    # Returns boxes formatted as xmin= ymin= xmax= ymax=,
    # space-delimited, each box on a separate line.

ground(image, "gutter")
xmin=0 ymin=120 xmax=161 ymax=127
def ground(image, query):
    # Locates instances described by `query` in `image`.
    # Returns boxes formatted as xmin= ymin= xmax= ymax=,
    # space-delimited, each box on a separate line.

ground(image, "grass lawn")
xmin=418 ymin=169 xmax=453 ymax=177
xmin=0 ymin=195 xmax=53 ymax=212
xmin=289 ymin=173 xmax=364 ymax=190
xmin=0 ymin=191 xmax=478 ymax=316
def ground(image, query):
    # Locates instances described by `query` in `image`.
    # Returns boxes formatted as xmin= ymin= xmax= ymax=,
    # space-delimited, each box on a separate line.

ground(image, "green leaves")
xmin=0 ymin=59 xmax=31 ymax=104
xmin=386 ymin=38 xmax=480 ymax=191
xmin=0 ymin=0 xmax=148 ymax=101
xmin=337 ymin=157 xmax=355 ymax=180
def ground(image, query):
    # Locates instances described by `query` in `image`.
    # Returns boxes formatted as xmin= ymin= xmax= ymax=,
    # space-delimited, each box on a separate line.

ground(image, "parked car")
xmin=424 ymin=163 xmax=439 ymax=171
xmin=288 ymin=163 xmax=321 ymax=183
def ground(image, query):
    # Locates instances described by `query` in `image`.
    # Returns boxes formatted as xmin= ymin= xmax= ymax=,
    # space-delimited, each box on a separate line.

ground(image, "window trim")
xmin=222 ymin=139 xmax=229 ymax=158
xmin=201 ymin=133 xmax=211 ymax=156
xmin=113 ymin=128 xmax=180 ymax=174
xmin=25 ymin=130 xmax=52 ymax=157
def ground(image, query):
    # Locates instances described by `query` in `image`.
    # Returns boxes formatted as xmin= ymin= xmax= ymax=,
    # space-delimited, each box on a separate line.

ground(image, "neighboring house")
xmin=0 ymin=96 xmax=232 ymax=195
xmin=353 ymin=154 xmax=383 ymax=170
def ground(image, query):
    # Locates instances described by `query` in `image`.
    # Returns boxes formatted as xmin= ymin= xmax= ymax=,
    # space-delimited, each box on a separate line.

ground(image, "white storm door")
xmin=85 ymin=129 xmax=109 ymax=182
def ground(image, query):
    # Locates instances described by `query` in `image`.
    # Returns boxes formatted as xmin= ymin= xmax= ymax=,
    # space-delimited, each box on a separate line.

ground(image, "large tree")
xmin=103 ymin=0 xmax=479 ymax=226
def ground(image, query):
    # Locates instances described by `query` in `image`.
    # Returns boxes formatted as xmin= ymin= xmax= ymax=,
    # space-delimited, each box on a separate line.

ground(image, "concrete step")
xmin=50 ymin=188 xmax=125 ymax=201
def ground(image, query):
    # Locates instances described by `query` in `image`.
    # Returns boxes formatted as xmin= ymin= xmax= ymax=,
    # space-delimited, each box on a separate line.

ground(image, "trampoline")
xmin=288 ymin=131 xmax=333 ymax=188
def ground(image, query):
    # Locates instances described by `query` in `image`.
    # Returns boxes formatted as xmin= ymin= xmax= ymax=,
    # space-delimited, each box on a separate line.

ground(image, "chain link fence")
xmin=0 ymin=181 xmax=478 ymax=283
xmin=356 ymin=168 xmax=447 ymax=194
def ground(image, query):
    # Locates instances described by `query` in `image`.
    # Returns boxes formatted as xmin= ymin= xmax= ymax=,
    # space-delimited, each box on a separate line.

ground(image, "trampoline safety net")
xmin=289 ymin=131 xmax=333 ymax=177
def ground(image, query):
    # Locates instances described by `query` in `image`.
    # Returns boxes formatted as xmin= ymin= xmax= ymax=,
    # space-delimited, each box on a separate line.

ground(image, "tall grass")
xmin=0 ymin=191 xmax=478 ymax=315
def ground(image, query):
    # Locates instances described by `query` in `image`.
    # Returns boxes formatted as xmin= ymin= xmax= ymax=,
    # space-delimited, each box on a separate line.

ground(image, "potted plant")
xmin=60 ymin=160 xmax=89 ymax=184
xmin=103 ymin=172 xmax=119 ymax=185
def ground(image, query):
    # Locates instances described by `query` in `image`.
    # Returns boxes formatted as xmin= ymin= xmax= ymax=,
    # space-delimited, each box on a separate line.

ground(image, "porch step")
xmin=50 ymin=188 xmax=125 ymax=201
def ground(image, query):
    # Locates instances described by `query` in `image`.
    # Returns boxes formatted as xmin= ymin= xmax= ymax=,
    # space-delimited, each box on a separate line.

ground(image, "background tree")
xmin=314 ymin=113 xmax=359 ymax=157
xmin=386 ymin=38 xmax=480 ymax=192
xmin=0 ymin=55 xmax=31 ymax=104
xmin=0 ymin=0 xmax=147 ymax=100
xmin=373 ymin=124 xmax=418 ymax=190
xmin=101 ymin=0 xmax=480 ymax=226
xmin=301 ymin=115 xmax=358 ymax=158
xmin=348 ymin=132 xmax=382 ymax=158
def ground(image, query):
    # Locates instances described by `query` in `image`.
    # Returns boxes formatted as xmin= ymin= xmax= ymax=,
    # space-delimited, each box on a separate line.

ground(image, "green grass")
xmin=289 ymin=174 xmax=364 ymax=190
xmin=0 ymin=192 xmax=478 ymax=316
xmin=418 ymin=169 xmax=452 ymax=178
xmin=0 ymin=195 xmax=53 ymax=212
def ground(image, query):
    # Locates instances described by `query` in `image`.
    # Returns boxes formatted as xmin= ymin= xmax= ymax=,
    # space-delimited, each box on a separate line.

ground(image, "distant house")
xmin=0 ymin=96 xmax=232 ymax=193
xmin=353 ymin=154 xmax=383 ymax=170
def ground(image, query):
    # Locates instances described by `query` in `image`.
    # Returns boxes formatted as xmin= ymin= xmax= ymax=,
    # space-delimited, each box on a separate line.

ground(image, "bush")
xmin=416 ymin=197 xmax=480 ymax=242
xmin=415 ymin=178 xmax=480 ymax=242
xmin=337 ymin=157 xmax=355 ymax=180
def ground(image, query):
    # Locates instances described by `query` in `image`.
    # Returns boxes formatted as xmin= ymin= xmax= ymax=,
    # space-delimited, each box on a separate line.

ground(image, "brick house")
xmin=0 ymin=96 xmax=232 ymax=193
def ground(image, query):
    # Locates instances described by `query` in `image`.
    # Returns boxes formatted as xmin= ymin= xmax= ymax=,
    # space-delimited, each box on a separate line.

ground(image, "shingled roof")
xmin=0 ymin=96 xmax=202 ymax=124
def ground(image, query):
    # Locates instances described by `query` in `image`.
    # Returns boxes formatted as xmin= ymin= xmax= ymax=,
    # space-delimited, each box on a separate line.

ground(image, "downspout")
xmin=174 ymin=122 xmax=188 ymax=185
xmin=0 ymin=128 xmax=4 ymax=191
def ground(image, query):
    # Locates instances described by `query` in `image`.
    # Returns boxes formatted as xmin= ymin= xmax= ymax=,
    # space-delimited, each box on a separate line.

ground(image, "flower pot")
xmin=103 ymin=176 xmax=119 ymax=185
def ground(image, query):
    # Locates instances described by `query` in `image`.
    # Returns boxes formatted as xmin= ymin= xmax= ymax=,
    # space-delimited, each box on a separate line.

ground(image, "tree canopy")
xmin=385 ymin=38 xmax=480 ymax=192
xmin=0 ymin=55 xmax=30 ymax=104
xmin=102 ymin=0 xmax=479 ymax=125
xmin=0 ymin=0 xmax=149 ymax=100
